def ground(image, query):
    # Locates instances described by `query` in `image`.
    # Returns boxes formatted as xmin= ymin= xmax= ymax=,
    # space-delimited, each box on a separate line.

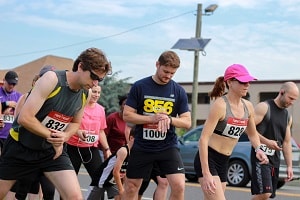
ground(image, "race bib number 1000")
xmin=143 ymin=124 xmax=166 ymax=140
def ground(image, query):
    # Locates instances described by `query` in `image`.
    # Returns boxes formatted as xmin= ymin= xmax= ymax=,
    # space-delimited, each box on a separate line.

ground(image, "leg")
xmin=83 ymin=147 xmax=103 ymax=178
xmin=165 ymin=173 xmax=185 ymax=200
xmin=153 ymin=176 xmax=169 ymax=200
xmin=138 ymin=179 xmax=151 ymax=200
xmin=45 ymin=170 xmax=83 ymax=200
xmin=199 ymin=176 xmax=226 ymax=200
xmin=40 ymin=175 xmax=55 ymax=200
xmin=0 ymin=180 xmax=16 ymax=199
xmin=250 ymin=161 xmax=273 ymax=200
xmin=86 ymin=186 xmax=105 ymax=200
xmin=67 ymin=144 xmax=83 ymax=174
xmin=122 ymin=178 xmax=143 ymax=200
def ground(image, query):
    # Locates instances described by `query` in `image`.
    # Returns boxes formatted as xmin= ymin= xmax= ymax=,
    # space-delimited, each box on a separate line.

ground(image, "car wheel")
xmin=227 ymin=160 xmax=250 ymax=187
xmin=185 ymin=174 xmax=198 ymax=182
xmin=277 ymin=180 xmax=285 ymax=189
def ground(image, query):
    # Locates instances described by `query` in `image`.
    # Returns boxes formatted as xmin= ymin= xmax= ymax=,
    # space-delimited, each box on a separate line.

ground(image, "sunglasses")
xmin=89 ymin=70 xmax=104 ymax=82
xmin=7 ymin=82 xmax=16 ymax=86
xmin=232 ymin=78 xmax=249 ymax=84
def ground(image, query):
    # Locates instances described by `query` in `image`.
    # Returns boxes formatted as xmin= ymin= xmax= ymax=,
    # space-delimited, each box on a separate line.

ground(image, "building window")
xmin=242 ymin=92 xmax=250 ymax=100
xmin=259 ymin=92 xmax=277 ymax=102
xmin=187 ymin=93 xmax=210 ymax=104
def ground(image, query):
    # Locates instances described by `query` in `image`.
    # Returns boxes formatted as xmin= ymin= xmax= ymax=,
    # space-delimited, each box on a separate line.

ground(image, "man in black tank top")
xmin=0 ymin=48 xmax=112 ymax=200
xmin=251 ymin=81 xmax=299 ymax=199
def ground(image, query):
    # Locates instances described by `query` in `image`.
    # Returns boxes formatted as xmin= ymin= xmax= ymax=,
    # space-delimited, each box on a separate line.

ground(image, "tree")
xmin=99 ymin=71 xmax=131 ymax=115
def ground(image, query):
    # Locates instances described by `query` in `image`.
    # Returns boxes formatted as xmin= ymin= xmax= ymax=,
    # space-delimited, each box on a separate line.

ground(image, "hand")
xmin=6 ymin=101 xmax=17 ymax=108
xmin=256 ymin=149 xmax=269 ymax=164
xmin=77 ymin=130 xmax=88 ymax=141
xmin=157 ymin=117 xmax=169 ymax=133
xmin=155 ymin=113 xmax=170 ymax=133
xmin=118 ymin=186 xmax=125 ymax=196
xmin=286 ymin=166 xmax=293 ymax=181
xmin=103 ymin=149 xmax=112 ymax=160
xmin=267 ymin=139 xmax=282 ymax=151
xmin=3 ymin=107 xmax=13 ymax=115
xmin=46 ymin=129 xmax=66 ymax=159
xmin=201 ymin=173 xmax=216 ymax=195
xmin=52 ymin=144 xmax=63 ymax=159
xmin=46 ymin=129 xmax=65 ymax=147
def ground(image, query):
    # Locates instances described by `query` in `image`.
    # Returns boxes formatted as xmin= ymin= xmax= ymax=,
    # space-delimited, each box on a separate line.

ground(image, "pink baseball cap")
xmin=224 ymin=64 xmax=257 ymax=82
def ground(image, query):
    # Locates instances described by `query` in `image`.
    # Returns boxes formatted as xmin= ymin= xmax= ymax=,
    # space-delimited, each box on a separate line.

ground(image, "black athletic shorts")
xmin=251 ymin=160 xmax=278 ymax=198
xmin=126 ymin=147 xmax=184 ymax=180
xmin=194 ymin=146 xmax=230 ymax=182
xmin=138 ymin=162 xmax=164 ymax=195
xmin=0 ymin=135 xmax=74 ymax=181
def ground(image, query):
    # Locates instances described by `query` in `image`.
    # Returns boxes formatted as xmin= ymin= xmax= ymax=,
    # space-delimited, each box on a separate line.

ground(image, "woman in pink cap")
xmin=194 ymin=64 xmax=269 ymax=200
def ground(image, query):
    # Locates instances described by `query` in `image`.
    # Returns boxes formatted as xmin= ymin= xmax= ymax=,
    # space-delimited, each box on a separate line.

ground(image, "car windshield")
xmin=183 ymin=127 xmax=201 ymax=142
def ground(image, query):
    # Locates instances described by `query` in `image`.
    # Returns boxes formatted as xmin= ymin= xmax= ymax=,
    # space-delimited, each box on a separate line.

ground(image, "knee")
xmin=170 ymin=181 xmax=185 ymax=194
xmin=158 ymin=179 xmax=169 ymax=189
xmin=124 ymin=181 xmax=140 ymax=193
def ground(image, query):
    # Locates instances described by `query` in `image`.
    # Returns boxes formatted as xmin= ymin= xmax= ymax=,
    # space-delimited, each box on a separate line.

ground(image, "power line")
xmin=0 ymin=10 xmax=195 ymax=58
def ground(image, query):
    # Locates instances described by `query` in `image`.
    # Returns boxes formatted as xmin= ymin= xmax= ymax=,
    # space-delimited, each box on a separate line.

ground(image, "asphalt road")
xmin=65 ymin=167 xmax=300 ymax=200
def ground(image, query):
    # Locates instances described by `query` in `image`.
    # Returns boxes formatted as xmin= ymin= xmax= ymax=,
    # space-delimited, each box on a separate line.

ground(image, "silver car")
xmin=178 ymin=125 xmax=300 ymax=188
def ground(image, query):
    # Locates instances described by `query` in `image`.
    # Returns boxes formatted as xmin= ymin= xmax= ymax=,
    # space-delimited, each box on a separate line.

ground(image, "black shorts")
xmin=251 ymin=160 xmax=278 ymax=198
xmin=10 ymin=178 xmax=40 ymax=194
xmin=126 ymin=147 xmax=184 ymax=180
xmin=0 ymin=135 xmax=74 ymax=181
xmin=138 ymin=162 xmax=164 ymax=195
xmin=0 ymin=138 xmax=6 ymax=153
xmin=194 ymin=146 xmax=230 ymax=182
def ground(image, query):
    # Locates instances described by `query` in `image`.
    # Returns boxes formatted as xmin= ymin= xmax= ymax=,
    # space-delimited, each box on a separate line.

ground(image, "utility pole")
xmin=191 ymin=3 xmax=202 ymax=129
xmin=172 ymin=3 xmax=217 ymax=129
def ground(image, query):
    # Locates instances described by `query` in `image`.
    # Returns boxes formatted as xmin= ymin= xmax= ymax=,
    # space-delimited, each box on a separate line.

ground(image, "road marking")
xmin=185 ymin=182 xmax=300 ymax=197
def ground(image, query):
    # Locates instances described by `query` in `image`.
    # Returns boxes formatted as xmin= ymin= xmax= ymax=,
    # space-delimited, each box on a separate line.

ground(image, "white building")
xmin=180 ymin=80 xmax=300 ymax=144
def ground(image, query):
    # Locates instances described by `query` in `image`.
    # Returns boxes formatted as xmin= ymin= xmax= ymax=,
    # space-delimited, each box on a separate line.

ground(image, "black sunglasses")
xmin=232 ymin=78 xmax=248 ymax=84
xmin=89 ymin=70 xmax=104 ymax=82
xmin=7 ymin=82 xmax=16 ymax=86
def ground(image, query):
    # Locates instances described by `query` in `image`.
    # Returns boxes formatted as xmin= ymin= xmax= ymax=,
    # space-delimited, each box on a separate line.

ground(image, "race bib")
xmin=80 ymin=131 xmax=99 ymax=144
xmin=259 ymin=144 xmax=275 ymax=156
xmin=143 ymin=124 xmax=166 ymax=140
xmin=41 ymin=111 xmax=72 ymax=131
xmin=3 ymin=114 xmax=14 ymax=123
xmin=222 ymin=117 xmax=248 ymax=139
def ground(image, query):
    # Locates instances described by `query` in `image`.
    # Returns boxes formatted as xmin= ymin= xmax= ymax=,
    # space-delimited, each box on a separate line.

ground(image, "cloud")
xmin=0 ymin=0 xmax=299 ymax=83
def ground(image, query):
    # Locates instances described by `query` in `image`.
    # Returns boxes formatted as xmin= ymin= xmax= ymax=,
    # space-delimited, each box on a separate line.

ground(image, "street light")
xmin=172 ymin=3 xmax=218 ymax=129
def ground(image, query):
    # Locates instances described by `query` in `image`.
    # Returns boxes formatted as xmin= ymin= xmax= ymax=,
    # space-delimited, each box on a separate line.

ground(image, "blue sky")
xmin=0 ymin=0 xmax=299 ymax=83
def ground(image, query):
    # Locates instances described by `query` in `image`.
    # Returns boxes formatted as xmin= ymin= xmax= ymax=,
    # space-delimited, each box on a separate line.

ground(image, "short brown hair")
xmin=73 ymin=47 xmax=112 ymax=74
xmin=158 ymin=51 xmax=180 ymax=68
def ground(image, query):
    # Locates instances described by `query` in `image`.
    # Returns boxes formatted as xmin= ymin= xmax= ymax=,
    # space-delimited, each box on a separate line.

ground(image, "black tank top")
xmin=11 ymin=70 xmax=89 ymax=150
xmin=256 ymin=99 xmax=288 ymax=167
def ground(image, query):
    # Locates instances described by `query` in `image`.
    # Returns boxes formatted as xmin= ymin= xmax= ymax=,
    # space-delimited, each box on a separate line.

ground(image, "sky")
xmin=0 ymin=0 xmax=299 ymax=83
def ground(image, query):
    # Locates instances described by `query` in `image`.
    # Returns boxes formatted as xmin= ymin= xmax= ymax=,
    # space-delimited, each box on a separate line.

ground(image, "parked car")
xmin=178 ymin=125 xmax=300 ymax=188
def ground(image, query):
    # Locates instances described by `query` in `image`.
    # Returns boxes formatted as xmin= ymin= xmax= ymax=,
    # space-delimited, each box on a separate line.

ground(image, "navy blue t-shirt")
xmin=126 ymin=76 xmax=189 ymax=152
